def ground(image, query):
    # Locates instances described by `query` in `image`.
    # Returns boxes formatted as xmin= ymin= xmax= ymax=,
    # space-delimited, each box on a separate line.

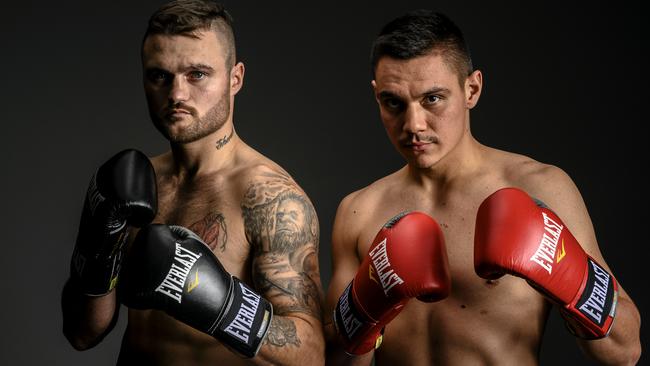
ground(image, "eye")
xmin=422 ymin=94 xmax=440 ymax=105
xmin=147 ymin=70 xmax=170 ymax=84
xmin=382 ymin=98 xmax=404 ymax=112
xmin=188 ymin=71 xmax=207 ymax=80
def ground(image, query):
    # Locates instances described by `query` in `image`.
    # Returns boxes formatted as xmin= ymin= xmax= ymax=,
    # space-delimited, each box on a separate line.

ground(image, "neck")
xmin=169 ymin=122 xmax=240 ymax=179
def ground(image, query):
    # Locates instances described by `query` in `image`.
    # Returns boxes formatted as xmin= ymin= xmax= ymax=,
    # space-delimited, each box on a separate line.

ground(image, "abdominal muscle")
xmin=374 ymin=275 xmax=550 ymax=366
xmin=117 ymin=309 xmax=251 ymax=366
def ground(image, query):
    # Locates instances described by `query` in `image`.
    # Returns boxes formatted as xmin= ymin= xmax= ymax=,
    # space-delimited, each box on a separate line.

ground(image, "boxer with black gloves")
xmin=325 ymin=9 xmax=640 ymax=366
xmin=62 ymin=1 xmax=324 ymax=365
xmin=62 ymin=148 xmax=157 ymax=349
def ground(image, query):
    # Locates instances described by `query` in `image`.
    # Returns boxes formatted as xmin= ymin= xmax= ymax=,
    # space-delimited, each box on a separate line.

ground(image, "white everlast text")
xmin=529 ymin=212 xmax=564 ymax=274
xmin=224 ymin=283 xmax=261 ymax=344
xmin=578 ymin=261 xmax=611 ymax=323
xmin=369 ymin=238 xmax=405 ymax=296
xmin=155 ymin=243 xmax=202 ymax=303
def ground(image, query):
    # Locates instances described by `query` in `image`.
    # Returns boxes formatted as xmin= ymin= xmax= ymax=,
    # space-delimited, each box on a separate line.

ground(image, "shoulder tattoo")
xmin=242 ymin=177 xmax=323 ymax=321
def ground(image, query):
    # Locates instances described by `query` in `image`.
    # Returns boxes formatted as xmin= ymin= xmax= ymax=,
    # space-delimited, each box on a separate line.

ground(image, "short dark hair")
xmin=143 ymin=0 xmax=236 ymax=68
xmin=370 ymin=10 xmax=473 ymax=84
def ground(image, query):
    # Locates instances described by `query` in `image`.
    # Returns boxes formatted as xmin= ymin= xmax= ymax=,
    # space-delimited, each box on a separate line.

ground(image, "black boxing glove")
xmin=119 ymin=224 xmax=273 ymax=358
xmin=70 ymin=149 xmax=157 ymax=295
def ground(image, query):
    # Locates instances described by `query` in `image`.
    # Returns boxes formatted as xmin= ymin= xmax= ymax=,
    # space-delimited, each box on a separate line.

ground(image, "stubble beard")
xmin=152 ymin=88 xmax=231 ymax=144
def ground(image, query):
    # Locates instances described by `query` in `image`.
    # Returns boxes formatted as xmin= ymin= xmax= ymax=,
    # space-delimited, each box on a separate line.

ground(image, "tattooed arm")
xmin=242 ymin=175 xmax=325 ymax=365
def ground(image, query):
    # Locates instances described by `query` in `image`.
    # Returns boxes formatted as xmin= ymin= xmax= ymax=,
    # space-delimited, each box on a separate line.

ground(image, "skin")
xmin=324 ymin=50 xmax=641 ymax=366
xmin=62 ymin=29 xmax=325 ymax=365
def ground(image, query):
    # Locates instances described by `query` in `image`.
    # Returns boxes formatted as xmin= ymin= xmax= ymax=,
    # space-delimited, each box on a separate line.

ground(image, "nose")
xmin=169 ymin=76 xmax=190 ymax=104
xmin=402 ymin=105 xmax=427 ymax=134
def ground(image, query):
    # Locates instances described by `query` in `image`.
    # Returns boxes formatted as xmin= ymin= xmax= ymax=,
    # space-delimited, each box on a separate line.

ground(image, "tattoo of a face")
xmin=189 ymin=211 xmax=228 ymax=251
xmin=264 ymin=317 xmax=301 ymax=348
xmin=215 ymin=129 xmax=234 ymax=150
xmin=242 ymin=179 xmax=323 ymax=319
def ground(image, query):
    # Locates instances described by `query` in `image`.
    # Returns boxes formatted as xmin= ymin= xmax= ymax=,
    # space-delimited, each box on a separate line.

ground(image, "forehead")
xmin=374 ymin=52 xmax=460 ymax=96
xmin=142 ymin=30 xmax=226 ymax=69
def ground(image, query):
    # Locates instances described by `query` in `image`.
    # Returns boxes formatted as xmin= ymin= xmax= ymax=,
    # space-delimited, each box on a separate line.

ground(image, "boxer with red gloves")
xmin=332 ymin=212 xmax=450 ymax=355
xmin=325 ymin=9 xmax=641 ymax=366
xmin=474 ymin=187 xmax=617 ymax=339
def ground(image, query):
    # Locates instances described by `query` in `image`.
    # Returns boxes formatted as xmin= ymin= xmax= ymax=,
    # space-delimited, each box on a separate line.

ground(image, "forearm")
xmin=324 ymin=322 xmax=373 ymax=366
xmin=61 ymin=278 xmax=119 ymax=350
xmin=251 ymin=315 xmax=324 ymax=366
xmin=575 ymin=297 xmax=641 ymax=365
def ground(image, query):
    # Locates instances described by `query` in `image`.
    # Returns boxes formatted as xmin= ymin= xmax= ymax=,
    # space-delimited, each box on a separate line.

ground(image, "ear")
xmin=371 ymin=80 xmax=380 ymax=104
xmin=230 ymin=61 xmax=245 ymax=96
xmin=464 ymin=70 xmax=482 ymax=109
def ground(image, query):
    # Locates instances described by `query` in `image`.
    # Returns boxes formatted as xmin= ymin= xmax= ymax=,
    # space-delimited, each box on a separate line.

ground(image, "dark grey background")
xmin=1 ymin=1 xmax=646 ymax=365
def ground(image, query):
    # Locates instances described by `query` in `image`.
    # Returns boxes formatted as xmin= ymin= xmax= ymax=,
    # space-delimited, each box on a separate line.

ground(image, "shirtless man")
xmin=325 ymin=10 xmax=641 ymax=365
xmin=61 ymin=1 xmax=324 ymax=364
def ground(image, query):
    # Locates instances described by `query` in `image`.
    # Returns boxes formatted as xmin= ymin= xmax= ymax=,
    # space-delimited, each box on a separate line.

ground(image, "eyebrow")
xmin=186 ymin=63 xmax=215 ymax=72
xmin=419 ymin=86 xmax=451 ymax=96
xmin=144 ymin=63 xmax=216 ymax=73
xmin=378 ymin=86 xmax=451 ymax=100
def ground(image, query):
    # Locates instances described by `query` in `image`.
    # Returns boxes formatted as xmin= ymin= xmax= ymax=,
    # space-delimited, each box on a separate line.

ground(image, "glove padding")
xmin=71 ymin=149 xmax=157 ymax=295
xmin=120 ymin=224 xmax=273 ymax=358
xmin=474 ymin=187 xmax=617 ymax=339
xmin=334 ymin=211 xmax=451 ymax=354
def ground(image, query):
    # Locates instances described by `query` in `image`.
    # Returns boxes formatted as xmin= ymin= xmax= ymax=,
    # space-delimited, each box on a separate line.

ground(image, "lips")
xmin=405 ymin=142 xmax=431 ymax=152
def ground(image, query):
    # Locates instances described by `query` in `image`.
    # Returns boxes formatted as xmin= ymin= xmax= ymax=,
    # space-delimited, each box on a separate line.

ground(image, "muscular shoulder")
xmin=148 ymin=151 xmax=172 ymax=175
xmin=493 ymin=149 xmax=590 ymax=239
xmin=485 ymin=148 xmax=575 ymax=197
xmin=338 ymin=171 xmax=399 ymax=220
xmin=238 ymin=158 xmax=318 ymax=255
xmin=332 ymin=170 xmax=402 ymax=251
xmin=504 ymin=156 xmax=579 ymax=209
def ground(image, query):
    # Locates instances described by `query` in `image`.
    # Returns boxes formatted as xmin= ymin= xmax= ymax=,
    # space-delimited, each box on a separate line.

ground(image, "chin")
xmin=402 ymin=151 xmax=440 ymax=169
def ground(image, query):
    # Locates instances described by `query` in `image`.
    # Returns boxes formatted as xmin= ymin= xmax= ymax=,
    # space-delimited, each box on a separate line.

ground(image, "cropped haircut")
xmin=370 ymin=10 xmax=473 ymax=84
xmin=143 ymin=0 xmax=236 ymax=68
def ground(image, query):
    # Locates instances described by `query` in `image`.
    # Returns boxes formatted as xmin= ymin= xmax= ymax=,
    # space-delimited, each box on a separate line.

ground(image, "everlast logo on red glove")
xmin=368 ymin=238 xmax=405 ymax=296
xmin=529 ymin=212 xmax=564 ymax=274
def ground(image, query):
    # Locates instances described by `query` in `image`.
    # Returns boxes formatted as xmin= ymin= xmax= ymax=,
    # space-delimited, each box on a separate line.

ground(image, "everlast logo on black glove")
xmin=223 ymin=282 xmax=262 ymax=343
xmin=216 ymin=279 xmax=272 ymax=356
xmin=86 ymin=173 xmax=105 ymax=216
xmin=336 ymin=283 xmax=363 ymax=338
xmin=577 ymin=259 xmax=616 ymax=326
xmin=155 ymin=243 xmax=202 ymax=303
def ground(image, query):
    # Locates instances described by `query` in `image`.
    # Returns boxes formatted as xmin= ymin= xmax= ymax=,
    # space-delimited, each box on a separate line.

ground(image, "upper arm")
xmin=241 ymin=172 xmax=323 ymax=326
xmin=325 ymin=192 xmax=363 ymax=318
xmin=519 ymin=164 xmax=635 ymax=300
xmin=521 ymin=165 xmax=602 ymax=263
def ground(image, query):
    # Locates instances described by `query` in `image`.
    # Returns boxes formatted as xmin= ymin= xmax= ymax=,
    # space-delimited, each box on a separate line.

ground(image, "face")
xmin=273 ymin=197 xmax=309 ymax=250
xmin=142 ymin=30 xmax=244 ymax=144
xmin=372 ymin=51 xmax=482 ymax=169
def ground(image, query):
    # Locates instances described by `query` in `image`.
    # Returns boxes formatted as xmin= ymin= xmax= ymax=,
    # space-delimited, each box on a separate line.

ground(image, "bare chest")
xmin=355 ymin=186 xmax=541 ymax=311
xmin=356 ymin=186 xmax=548 ymax=360
xmin=153 ymin=179 xmax=250 ymax=280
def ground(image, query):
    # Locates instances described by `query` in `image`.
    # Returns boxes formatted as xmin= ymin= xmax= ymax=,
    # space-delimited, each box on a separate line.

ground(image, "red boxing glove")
xmin=474 ymin=187 xmax=618 ymax=339
xmin=334 ymin=211 xmax=451 ymax=355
